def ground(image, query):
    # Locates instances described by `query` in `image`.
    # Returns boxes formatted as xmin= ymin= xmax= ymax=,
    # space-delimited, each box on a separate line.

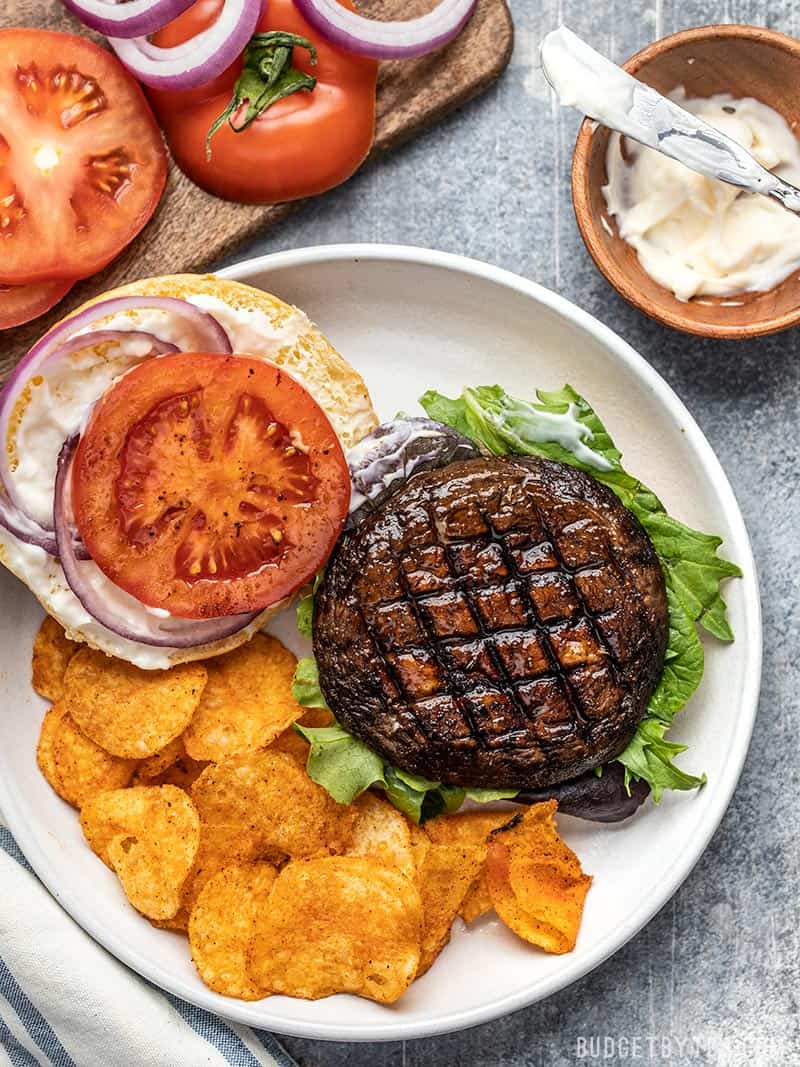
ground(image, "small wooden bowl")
xmin=572 ymin=25 xmax=800 ymax=338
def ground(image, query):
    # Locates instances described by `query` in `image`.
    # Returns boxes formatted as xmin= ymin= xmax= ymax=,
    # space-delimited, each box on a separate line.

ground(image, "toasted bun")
xmin=12 ymin=273 xmax=377 ymax=668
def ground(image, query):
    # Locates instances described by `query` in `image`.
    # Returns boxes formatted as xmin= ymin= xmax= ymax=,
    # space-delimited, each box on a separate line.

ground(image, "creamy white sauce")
xmin=478 ymin=396 xmax=612 ymax=471
xmin=10 ymin=332 xmax=166 ymax=528
xmin=604 ymin=90 xmax=800 ymax=300
xmin=0 ymin=291 xmax=361 ymax=669
xmin=519 ymin=403 xmax=612 ymax=469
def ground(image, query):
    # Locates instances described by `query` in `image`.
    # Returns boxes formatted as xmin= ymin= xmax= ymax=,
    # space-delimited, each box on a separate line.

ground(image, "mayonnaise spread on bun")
xmin=0 ymin=276 xmax=377 ymax=669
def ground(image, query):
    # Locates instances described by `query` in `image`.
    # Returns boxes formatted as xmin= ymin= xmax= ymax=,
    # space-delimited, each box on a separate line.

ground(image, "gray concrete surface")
xmin=219 ymin=2 xmax=800 ymax=1063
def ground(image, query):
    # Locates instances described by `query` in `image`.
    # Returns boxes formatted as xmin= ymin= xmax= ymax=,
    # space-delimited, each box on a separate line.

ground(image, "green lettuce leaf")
xmin=290 ymin=657 xmax=329 ymax=709
xmin=640 ymin=513 xmax=741 ymax=642
xmin=614 ymin=588 xmax=706 ymax=800
xmin=647 ymin=586 xmax=705 ymax=719
xmin=382 ymin=766 xmax=431 ymax=823
xmin=420 ymin=383 xmax=741 ymax=800
xmin=293 ymin=721 xmax=384 ymax=804
xmin=464 ymin=787 xmax=521 ymax=803
xmin=616 ymin=719 xmax=706 ymax=803
xmin=295 ymin=569 xmax=325 ymax=639
xmin=417 ymin=391 xmax=477 ymax=442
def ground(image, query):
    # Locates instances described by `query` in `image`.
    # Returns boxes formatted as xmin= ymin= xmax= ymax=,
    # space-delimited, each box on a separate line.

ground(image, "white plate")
xmin=0 ymin=245 xmax=761 ymax=1042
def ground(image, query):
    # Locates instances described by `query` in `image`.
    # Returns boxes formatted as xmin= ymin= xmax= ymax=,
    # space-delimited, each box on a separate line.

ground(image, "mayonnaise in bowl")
xmin=603 ymin=89 xmax=800 ymax=301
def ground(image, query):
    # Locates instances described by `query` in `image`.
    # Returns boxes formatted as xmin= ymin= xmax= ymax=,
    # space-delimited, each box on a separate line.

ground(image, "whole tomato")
xmin=149 ymin=0 xmax=377 ymax=204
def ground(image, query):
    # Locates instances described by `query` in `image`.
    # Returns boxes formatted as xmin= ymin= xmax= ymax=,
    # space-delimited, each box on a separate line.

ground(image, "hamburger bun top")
xmin=5 ymin=273 xmax=377 ymax=667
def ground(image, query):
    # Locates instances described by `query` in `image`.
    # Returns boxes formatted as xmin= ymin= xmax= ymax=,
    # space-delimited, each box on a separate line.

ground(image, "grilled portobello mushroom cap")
xmin=314 ymin=456 xmax=668 ymax=789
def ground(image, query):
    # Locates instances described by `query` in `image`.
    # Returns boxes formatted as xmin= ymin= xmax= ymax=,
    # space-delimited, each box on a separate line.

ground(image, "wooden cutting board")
xmin=0 ymin=0 xmax=513 ymax=377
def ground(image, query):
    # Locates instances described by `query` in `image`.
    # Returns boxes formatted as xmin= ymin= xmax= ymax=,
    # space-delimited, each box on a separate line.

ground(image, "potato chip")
xmin=170 ymin=808 xmax=286 ymax=931
xmin=191 ymin=749 xmax=356 ymax=862
xmin=36 ymin=706 xmax=65 ymax=799
xmin=137 ymin=737 xmax=186 ymax=780
xmin=183 ymin=635 xmax=303 ymax=762
xmin=247 ymin=856 xmax=422 ymax=1003
xmin=135 ymin=754 xmax=208 ymax=792
xmin=270 ymin=705 xmax=333 ymax=761
xmin=425 ymin=809 xmax=517 ymax=923
xmin=172 ymin=832 xmax=282 ymax=932
xmin=37 ymin=705 xmax=136 ymax=808
xmin=63 ymin=648 xmax=207 ymax=758
xmin=189 ymin=862 xmax=277 ymax=999
xmin=425 ymin=809 xmax=517 ymax=848
xmin=345 ymin=792 xmax=415 ymax=879
xmin=32 ymin=617 xmax=80 ymax=702
xmin=178 ymin=747 xmax=353 ymax=925
xmin=486 ymin=801 xmax=592 ymax=954
xmin=407 ymin=819 xmax=431 ymax=877
xmin=415 ymin=843 xmax=485 ymax=975
xmin=80 ymin=786 xmax=200 ymax=920
xmin=53 ymin=710 xmax=136 ymax=808
xmin=460 ymin=884 xmax=490 ymax=924
xmin=150 ymin=911 xmax=190 ymax=933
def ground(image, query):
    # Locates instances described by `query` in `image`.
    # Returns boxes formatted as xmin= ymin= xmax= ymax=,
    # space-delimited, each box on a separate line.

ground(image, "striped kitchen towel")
xmin=0 ymin=822 xmax=297 ymax=1067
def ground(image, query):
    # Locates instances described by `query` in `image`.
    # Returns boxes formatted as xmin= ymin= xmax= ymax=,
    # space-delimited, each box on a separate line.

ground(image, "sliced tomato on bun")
xmin=72 ymin=352 xmax=351 ymax=619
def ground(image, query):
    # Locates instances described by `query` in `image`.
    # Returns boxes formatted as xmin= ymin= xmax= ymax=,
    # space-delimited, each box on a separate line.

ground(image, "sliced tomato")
xmin=0 ymin=276 xmax=74 ymax=330
xmin=72 ymin=353 xmax=350 ymax=619
xmin=0 ymin=29 xmax=167 ymax=284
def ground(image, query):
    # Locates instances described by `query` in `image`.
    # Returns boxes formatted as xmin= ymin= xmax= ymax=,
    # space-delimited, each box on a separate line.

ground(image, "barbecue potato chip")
xmin=32 ymin=617 xmax=80 ymax=702
xmin=184 ymin=635 xmax=303 ymax=762
xmin=415 ymin=843 xmax=485 ymax=976
xmin=407 ymin=819 xmax=431 ymax=876
xmin=177 ymin=747 xmax=355 ymax=926
xmin=425 ymin=809 xmax=517 ymax=923
xmin=189 ymin=862 xmax=277 ymax=999
xmin=460 ymin=883 xmax=491 ymax=924
xmin=63 ymin=649 xmax=207 ymax=758
xmin=52 ymin=707 xmax=137 ymax=807
xmin=172 ymin=787 xmax=290 ymax=931
xmin=37 ymin=705 xmax=136 ymax=807
xmin=80 ymin=786 xmax=200 ymax=920
xmin=135 ymin=754 xmax=208 ymax=792
xmin=136 ymin=737 xmax=186 ymax=780
xmin=486 ymin=801 xmax=592 ymax=954
xmin=36 ymin=706 xmax=65 ymax=798
xmin=191 ymin=749 xmax=356 ymax=862
xmin=150 ymin=910 xmax=191 ymax=932
xmin=248 ymin=856 xmax=423 ymax=1003
xmin=345 ymin=792 xmax=415 ymax=879
xmin=164 ymin=826 xmax=285 ymax=934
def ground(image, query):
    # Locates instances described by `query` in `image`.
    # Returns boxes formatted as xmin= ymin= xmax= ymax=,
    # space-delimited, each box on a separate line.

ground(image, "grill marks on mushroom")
xmin=314 ymin=457 xmax=668 ymax=789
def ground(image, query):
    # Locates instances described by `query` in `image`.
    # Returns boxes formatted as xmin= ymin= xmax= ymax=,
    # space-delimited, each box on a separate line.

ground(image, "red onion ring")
xmin=1 ymin=330 xmax=178 ymax=545
xmin=0 ymin=486 xmax=91 ymax=560
xmin=0 ymin=489 xmax=58 ymax=555
xmin=0 ymin=296 xmax=231 ymax=531
xmin=60 ymin=0 xmax=196 ymax=39
xmin=55 ymin=437 xmax=259 ymax=649
xmin=293 ymin=0 xmax=477 ymax=59
xmin=109 ymin=0 xmax=262 ymax=91
xmin=37 ymin=328 xmax=178 ymax=369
